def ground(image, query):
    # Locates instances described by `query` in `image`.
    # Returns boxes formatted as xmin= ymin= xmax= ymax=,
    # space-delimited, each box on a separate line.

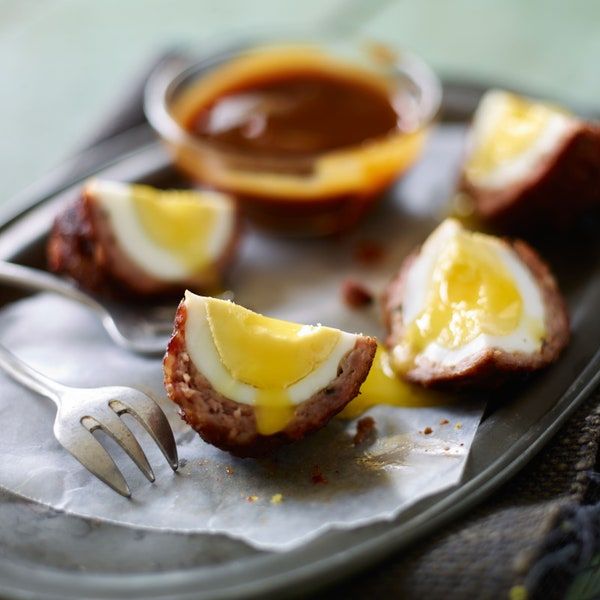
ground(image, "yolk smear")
xmin=397 ymin=231 xmax=524 ymax=371
xmin=254 ymin=389 xmax=296 ymax=436
xmin=339 ymin=345 xmax=444 ymax=419
xmin=131 ymin=185 xmax=217 ymax=270
xmin=526 ymin=315 xmax=546 ymax=344
xmin=205 ymin=298 xmax=340 ymax=435
xmin=466 ymin=93 xmax=565 ymax=179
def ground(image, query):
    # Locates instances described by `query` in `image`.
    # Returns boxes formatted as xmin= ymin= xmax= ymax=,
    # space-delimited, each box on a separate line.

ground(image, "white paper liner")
xmin=0 ymin=126 xmax=484 ymax=551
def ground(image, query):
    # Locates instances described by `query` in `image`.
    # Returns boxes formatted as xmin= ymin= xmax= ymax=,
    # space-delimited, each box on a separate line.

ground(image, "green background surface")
xmin=1 ymin=1 xmax=599 ymax=598
xmin=1 ymin=0 xmax=600 ymax=204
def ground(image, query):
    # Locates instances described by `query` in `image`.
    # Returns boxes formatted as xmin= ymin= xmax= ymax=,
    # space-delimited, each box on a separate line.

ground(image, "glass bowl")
xmin=145 ymin=38 xmax=442 ymax=236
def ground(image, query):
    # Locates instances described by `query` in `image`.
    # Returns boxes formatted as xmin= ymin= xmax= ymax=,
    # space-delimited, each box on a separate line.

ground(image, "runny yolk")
xmin=465 ymin=93 xmax=565 ymax=180
xmin=252 ymin=389 xmax=296 ymax=437
xmin=131 ymin=185 xmax=218 ymax=270
xmin=205 ymin=299 xmax=340 ymax=435
xmin=396 ymin=231 xmax=524 ymax=372
xmin=339 ymin=345 xmax=444 ymax=419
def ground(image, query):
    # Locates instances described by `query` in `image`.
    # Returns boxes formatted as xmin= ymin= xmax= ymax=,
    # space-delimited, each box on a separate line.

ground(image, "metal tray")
xmin=0 ymin=83 xmax=599 ymax=600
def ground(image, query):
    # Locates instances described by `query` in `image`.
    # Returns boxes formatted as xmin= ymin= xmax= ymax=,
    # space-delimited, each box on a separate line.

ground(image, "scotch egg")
xmin=383 ymin=219 xmax=569 ymax=388
xmin=460 ymin=89 xmax=600 ymax=230
xmin=47 ymin=180 xmax=239 ymax=297
xmin=163 ymin=292 xmax=377 ymax=457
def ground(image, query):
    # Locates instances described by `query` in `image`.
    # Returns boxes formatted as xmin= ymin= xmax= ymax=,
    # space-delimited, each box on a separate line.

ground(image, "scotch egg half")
xmin=460 ymin=89 xmax=600 ymax=230
xmin=383 ymin=219 xmax=569 ymax=388
xmin=163 ymin=292 xmax=377 ymax=457
xmin=47 ymin=180 xmax=239 ymax=297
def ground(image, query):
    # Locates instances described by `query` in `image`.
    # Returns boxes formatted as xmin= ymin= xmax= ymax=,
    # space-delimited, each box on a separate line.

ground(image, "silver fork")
xmin=0 ymin=261 xmax=172 ymax=356
xmin=0 ymin=343 xmax=178 ymax=497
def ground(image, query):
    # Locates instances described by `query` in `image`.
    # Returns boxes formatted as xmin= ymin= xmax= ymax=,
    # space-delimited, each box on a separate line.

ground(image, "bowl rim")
xmin=143 ymin=37 xmax=443 ymax=170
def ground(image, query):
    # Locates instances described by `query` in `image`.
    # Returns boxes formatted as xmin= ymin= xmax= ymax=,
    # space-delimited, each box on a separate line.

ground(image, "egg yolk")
xmin=131 ymin=185 xmax=218 ymax=270
xmin=397 ymin=231 xmax=524 ymax=371
xmin=339 ymin=345 xmax=444 ymax=419
xmin=205 ymin=299 xmax=340 ymax=435
xmin=465 ymin=93 xmax=566 ymax=179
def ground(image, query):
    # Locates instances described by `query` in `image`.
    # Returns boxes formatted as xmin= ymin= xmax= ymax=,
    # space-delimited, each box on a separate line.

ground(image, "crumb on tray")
xmin=354 ymin=240 xmax=385 ymax=265
xmin=341 ymin=278 xmax=374 ymax=309
xmin=311 ymin=465 xmax=328 ymax=485
xmin=353 ymin=416 xmax=377 ymax=445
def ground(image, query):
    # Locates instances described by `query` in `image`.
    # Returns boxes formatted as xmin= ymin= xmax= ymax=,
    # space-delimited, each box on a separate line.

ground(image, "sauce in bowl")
xmin=186 ymin=71 xmax=400 ymax=161
xmin=149 ymin=43 xmax=441 ymax=235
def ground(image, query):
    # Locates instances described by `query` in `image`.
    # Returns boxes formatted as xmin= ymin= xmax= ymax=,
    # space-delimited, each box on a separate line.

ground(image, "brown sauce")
xmin=185 ymin=72 xmax=400 ymax=158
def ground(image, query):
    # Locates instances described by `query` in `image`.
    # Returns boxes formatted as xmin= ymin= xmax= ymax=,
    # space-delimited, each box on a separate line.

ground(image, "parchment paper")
xmin=0 ymin=126 xmax=485 ymax=551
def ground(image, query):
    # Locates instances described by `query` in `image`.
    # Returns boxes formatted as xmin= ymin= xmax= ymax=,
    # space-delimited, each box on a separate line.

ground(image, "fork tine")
xmin=82 ymin=413 xmax=155 ymax=483
xmin=53 ymin=421 xmax=131 ymax=498
xmin=110 ymin=397 xmax=178 ymax=471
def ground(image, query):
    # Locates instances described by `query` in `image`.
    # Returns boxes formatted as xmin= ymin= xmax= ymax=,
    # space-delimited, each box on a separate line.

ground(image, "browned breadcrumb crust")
xmin=353 ymin=416 xmax=377 ymax=445
xmin=163 ymin=301 xmax=377 ymax=457
xmin=341 ymin=278 xmax=374 ymax=308
xmin=47 ymin=201 xmax=109 ymax=293
xmin=47 ymin=189 xmax=240 ymax=299
xmin=382 ymin=238 xmax=570 ymax=389
xmin=461 ymin=123 xmax=600 ymax=231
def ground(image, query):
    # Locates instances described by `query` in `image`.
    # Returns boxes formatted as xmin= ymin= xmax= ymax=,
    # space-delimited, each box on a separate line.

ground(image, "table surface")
xmin=1 ymin=2 xmax=599 ymax=599
xmin=1 ymin=0 xmax=600 ymax=206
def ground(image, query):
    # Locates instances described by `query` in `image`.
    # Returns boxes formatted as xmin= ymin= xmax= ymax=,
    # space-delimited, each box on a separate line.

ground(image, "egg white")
xmin=183 ymin=291 xmax=359 ymax=407
xmin=396 ymin=219 xmax=546 ymax=369
xmin=87 ymin=180 xmax=235 ymax=281
xmin=465 ymin=89 xmax=577 ymax=190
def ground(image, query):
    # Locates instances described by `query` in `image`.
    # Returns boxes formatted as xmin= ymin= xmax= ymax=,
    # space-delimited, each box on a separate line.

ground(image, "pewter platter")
xmin=0 ymin=83 xmax=599 ymax=600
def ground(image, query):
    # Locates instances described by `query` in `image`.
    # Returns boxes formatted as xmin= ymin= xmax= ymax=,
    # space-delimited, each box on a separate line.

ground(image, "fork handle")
xmin=0 ymin=342 xmax=65 ymax=406
xmin=0 ymin=261 xmax=106 ymax=317
xmin=0 ymin=261 xmax=168 ymax=356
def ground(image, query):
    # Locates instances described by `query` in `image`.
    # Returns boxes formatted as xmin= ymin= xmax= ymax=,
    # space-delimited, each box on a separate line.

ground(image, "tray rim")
xmin=0 ymin=86 xmax=599 ymax=600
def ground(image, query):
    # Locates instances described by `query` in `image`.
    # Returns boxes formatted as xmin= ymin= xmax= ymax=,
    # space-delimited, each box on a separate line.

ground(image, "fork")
xmin=0 ymin=260 xmax=172 ymax=356
xmin=0 ymin=342 xmax=178 ymax=496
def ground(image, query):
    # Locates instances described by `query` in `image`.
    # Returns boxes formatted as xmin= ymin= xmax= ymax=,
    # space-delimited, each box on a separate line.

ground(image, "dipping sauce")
xmin=186 ymin=72 xmax=400 ymax=159
xmin=158 ymin=44 xmax=438 ymax=235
